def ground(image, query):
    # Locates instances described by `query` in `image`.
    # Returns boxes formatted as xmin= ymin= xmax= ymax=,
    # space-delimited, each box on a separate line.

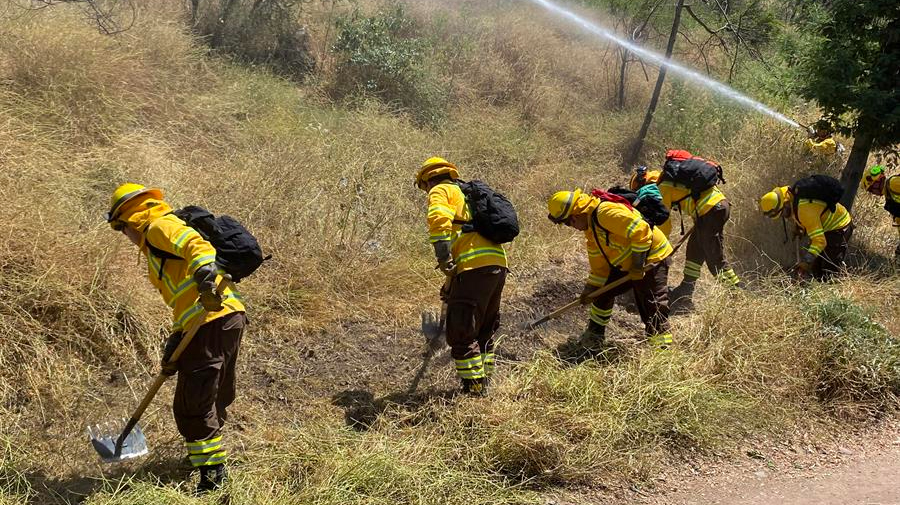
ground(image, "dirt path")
xmin=664 ymin=441 xmax=900 ymax=505
xmin=548 ymin=425 xmax=900 ymax=505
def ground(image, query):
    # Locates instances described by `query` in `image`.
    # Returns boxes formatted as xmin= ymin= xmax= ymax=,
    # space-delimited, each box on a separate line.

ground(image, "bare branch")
xmin=19 ymin=0 xmax=136 ymax=35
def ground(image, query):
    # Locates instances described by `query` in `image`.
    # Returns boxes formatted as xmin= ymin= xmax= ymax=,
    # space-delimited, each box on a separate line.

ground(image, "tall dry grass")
xmin=0 ymin=0 xmax=897 ymax=503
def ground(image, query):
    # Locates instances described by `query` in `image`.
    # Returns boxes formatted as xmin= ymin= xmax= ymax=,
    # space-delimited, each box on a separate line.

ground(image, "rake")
xmin=87 ymin=275 xmax=232 ymax=463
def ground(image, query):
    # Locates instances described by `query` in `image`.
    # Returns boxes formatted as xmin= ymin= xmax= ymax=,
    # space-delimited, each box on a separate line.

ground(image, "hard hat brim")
xmin=107 ymin=187 xmax=163 ymax=222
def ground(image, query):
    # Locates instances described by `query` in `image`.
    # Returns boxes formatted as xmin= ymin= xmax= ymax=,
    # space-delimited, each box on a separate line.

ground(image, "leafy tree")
xmin=798 ymin=0 xmax=900 ymax=209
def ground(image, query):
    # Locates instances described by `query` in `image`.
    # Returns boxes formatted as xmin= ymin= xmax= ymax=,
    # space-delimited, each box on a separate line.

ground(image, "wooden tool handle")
xmin=115 ymin=275 xmax=234 ymax=455
xmin=524 ymin=226 xmax=696 ymax=330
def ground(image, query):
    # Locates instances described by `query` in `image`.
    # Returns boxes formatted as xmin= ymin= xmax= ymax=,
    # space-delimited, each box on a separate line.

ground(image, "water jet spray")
xmin=526 ymin=0 xmax=804 ymax=129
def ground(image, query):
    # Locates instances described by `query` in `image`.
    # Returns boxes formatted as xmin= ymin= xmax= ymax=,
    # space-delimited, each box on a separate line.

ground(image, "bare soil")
xmin=546 ymin=421 xmax=900 ymax=505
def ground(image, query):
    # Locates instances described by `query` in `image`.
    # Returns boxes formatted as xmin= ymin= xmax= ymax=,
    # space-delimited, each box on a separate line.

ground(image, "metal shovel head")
xmin=87 ymin=419 xmax=149 ymax=463
xmin=420 ymin=309 xmax=447 ymax=351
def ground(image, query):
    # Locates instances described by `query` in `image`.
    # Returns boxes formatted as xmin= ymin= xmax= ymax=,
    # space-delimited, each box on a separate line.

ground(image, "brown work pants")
xmin=173 ymin=311 xmax=245 ymax=442
xmin=592 ymin=259 xmax=670 ymax=336
xmin=811 ymin=224 xmax=853 ymax=280
xmin=684 ymin=200 xmax=732 ymax=279
xmin=445 ymin=266 xmax=507 ymax=362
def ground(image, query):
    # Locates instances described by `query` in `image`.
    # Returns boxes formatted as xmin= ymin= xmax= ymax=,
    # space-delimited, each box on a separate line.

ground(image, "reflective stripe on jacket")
xmin=426 ymin=182 xmax=507 ymax=272
xmin=657 ymin=182 xmax=727 ymax=236
xmin=584 ymin=200 xmax=672 ymax=287
xmin=121 ymin=199 xmax=244 ymax=332
xmin=793 ymin=199 xmax=852 ymax=257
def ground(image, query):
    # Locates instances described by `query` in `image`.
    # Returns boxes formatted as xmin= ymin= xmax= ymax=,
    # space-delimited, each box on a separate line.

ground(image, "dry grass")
xmin=0 ymin=0 xmax=897 ymax=503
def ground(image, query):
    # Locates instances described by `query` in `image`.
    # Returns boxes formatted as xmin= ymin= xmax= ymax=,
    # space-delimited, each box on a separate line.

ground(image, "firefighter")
xmin=630 ymin=161 xmax=742 ymax=312
xmin=415 ymin=157 xmax=508 ymax=396
xmin=759 ymin=185 xmax=853 ymax=280
xmin=861 ymin=165 xmax=900 ymax=261
xmin=803 ymin=119 xmax=844 ymax=157
xmin=107 ymin=183 xmax=245 ymax=494
xmin=547 ymin=189 xmax=673 ymax=351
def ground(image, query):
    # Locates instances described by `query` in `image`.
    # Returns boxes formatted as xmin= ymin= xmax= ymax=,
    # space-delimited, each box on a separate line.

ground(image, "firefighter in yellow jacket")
xmin=107 ymin=184 xmax=245 ymax=493
xmin=416 ymin=158 xmax=508 ymax=396
xmin=759 ymin=185 xmax=853 ymax=280
xmin=547 ymin=189 xmax=673 ymax=351
xmin=630 ymin=166 xmax=742 ymax=311
xmin=803 ymin=120 xmax=840 ymax=156
xmin=861 ymin=165 xmax=900 ymax=261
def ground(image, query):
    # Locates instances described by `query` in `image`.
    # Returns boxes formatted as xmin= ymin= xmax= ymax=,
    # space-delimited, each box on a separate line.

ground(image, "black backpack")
xmin=661 ymin=157 xmax=725 ymax=201
xmin=146 ymin=206 xmax=268 ymax=283
xmin=453 ymin=180 xmax=519 ymax=244
xmin=790 ymin=175 xmax=844 ymax=213
xmin=606 ymin=186 xmax=670 ymax=228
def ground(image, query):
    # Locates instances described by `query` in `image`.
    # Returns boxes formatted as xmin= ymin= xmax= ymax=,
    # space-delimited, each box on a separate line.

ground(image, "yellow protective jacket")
xmin=427 ymin=182 xmax=507 ymax=273
xmin=120 ymin=198 xmax=245 ymax=332
xmin=885 ymin=175 xmax=900 ymax=237
xmin=657 ymin=181 xmax=727 ymax=237
xmin=804 ymin=137 xmax=837 ymax=156
xmin=790 ymin=198 xmax=852 ymax=257
xmin=584 ymin=200 xmax=673 ymax=287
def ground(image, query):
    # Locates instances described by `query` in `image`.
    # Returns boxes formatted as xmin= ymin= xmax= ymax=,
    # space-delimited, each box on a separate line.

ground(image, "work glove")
xmin=628 ymin=251 xmax=648 ymax=281
xmin=437 ymin=257 xmax=457 ymax=276
xmin=193 ymin=264 xmax=223 ymax=312
xmin=796 ymin=250 xmax=816 ymax=272
xmin=160 ymin=331 xmax=183 ymax=376
xmin=579 ymin=284 xmax=596 ymax=304
xmin=791 ymin=251 xmax=815 ymax=280
xmin=432 ymin=241 xmax=456 ymax=276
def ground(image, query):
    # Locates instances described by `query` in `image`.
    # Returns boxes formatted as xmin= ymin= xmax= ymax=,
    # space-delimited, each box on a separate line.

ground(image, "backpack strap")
xmin=448 ymin=181 xmax=473 ymax=229
xmin=142 ymin=214 xmax=184 ymax=280
xmin=589 ymin=207 xmax=616 ymax=270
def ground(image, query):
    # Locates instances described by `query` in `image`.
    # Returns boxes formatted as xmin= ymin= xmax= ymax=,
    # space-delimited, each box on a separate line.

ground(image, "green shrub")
xmin=809 ymin=296 xmax=900 ymax=411
xmin=330 ymin=4 xmax=447 ymax=126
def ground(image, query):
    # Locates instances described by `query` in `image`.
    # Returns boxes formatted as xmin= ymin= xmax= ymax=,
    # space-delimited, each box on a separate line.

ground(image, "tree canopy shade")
xmin=798 ymin=0 xmax=900 ymax=208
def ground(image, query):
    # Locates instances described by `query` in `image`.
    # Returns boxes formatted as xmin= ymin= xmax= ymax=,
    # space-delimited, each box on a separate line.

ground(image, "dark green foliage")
xmin=331 ymin=4 xmax=447 ymax=126
xmin=797 ymin=0 xmax=900 ymax=147
xmin=809 ymin=296 xmax=900 ymax=411
xmin=192 ymin=0 xmax=316 ymax=79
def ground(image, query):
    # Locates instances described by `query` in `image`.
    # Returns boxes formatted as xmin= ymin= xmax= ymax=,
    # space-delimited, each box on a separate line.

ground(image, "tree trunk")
xmin=617 ymin=49 xmax=628 ymax=109
xmin=626 ymin=0 xmax=685 ymax=167
xmin=839 ymin=130 xmax=874 ymax=211
xmin=189 ymin=0 xmax=200 ymax=26
xmin=212 ymin=0 xmax=240 ymax=48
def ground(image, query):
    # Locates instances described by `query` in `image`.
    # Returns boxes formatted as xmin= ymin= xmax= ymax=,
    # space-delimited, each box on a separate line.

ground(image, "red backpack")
xmin=590 ymin=189 xmax=634 ymax=210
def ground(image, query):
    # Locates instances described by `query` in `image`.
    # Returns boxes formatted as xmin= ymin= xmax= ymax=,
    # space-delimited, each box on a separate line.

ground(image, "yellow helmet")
xmin=629 ymin=167 xmax=662 ymax=190
xmin=107 ymin=183 xmax=163 ymax=224
xmin=759 ymin=186 xmax=789 ymax=219
xmin=415 ymin=157 xmax=460 ymax=190
xmin=547 ymin=189 xmax=584 ymax=224
xmin=861 ymin=165 xmax=886 ymax=192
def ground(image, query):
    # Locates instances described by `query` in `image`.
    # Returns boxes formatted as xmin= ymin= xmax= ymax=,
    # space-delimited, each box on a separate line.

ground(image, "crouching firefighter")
xmin=547 ymin=189 xmax=674 ymax=351
xmin=631 ymin=152 xmax=743 ymax=312
xmin=415 ymin=158 xmax=514 ymax=396
xmin=759 ymin=176 xmax=853 ymax=281
xmin=107 ymin=184 xmax=246 ymax=493
xmin=861 ymin=165 xmax=900 ymax=262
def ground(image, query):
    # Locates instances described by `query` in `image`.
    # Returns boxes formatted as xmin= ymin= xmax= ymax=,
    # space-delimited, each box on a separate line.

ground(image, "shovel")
xmin=88 ymin=275 xmax=232 ymax=463
xmin=523 ymin=226 xmax=695 ymax=330
xmin=407 ymin=275 xmax=452 ymax=394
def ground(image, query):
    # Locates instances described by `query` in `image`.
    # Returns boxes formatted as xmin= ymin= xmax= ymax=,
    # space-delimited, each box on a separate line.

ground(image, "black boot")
xmin=576 ymin=321 xmax=606 ymax=353
xmin=669 ymin=280 xmax=696 ymax=313
xmin=196 ymin=464 xmax=227 ymax=495
xmin=461 ymin=377 xmax=487 ymax=397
